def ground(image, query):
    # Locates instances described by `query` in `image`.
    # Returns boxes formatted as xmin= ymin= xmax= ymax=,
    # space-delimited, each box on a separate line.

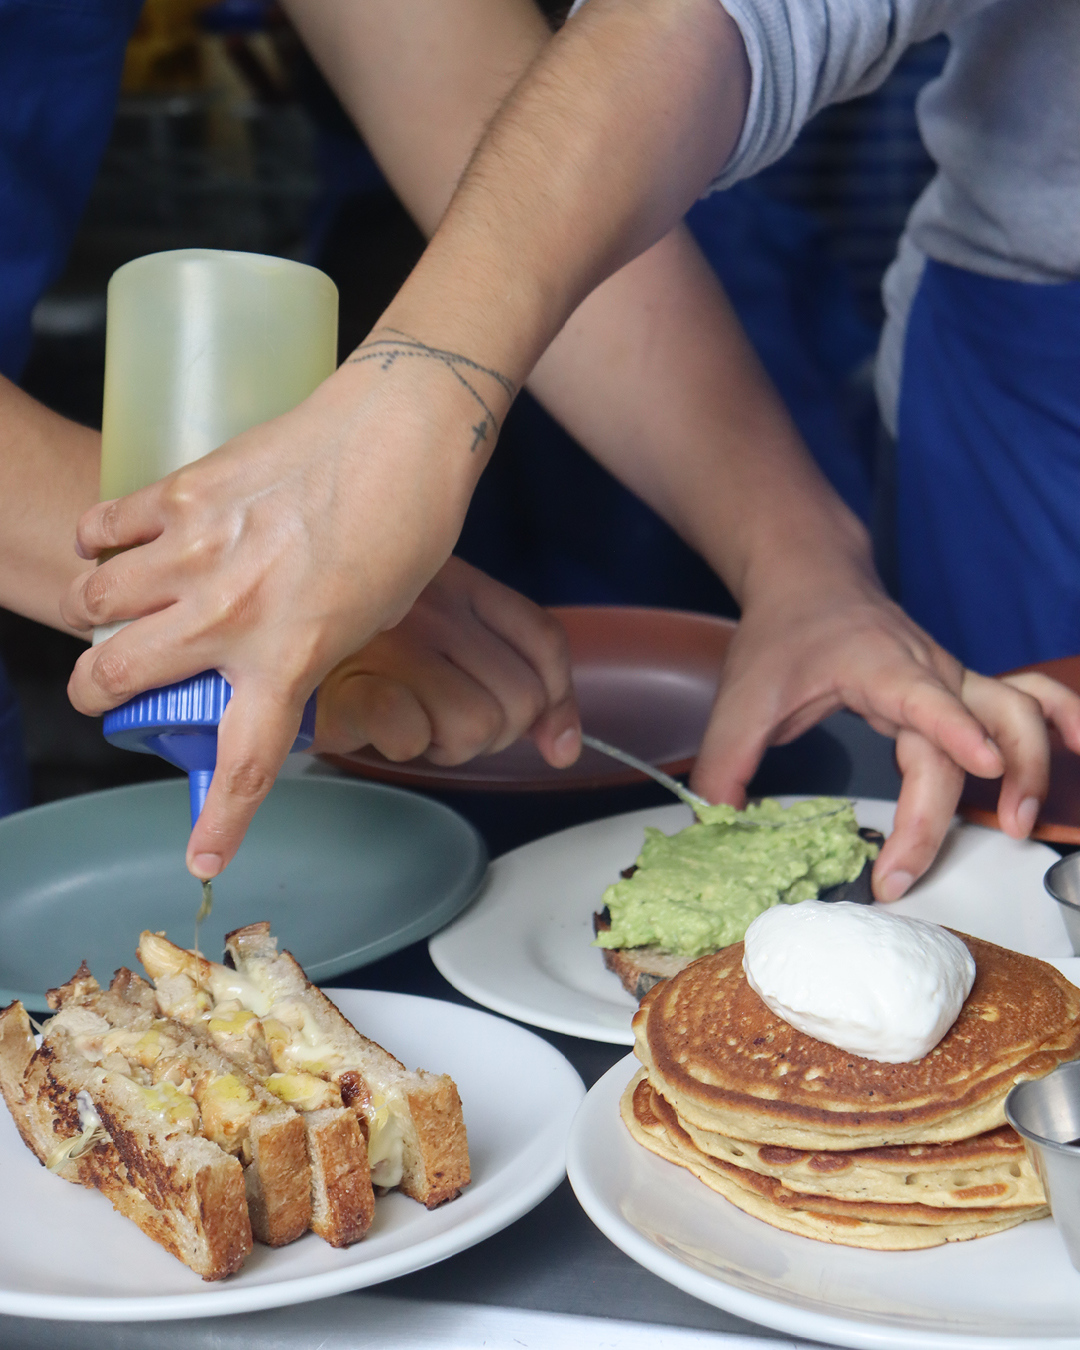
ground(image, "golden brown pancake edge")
xmin=622 ymin=1074 xmax=1049 ymax=1251
xmin=635 ymin=933 xmax=1080 ymax=1148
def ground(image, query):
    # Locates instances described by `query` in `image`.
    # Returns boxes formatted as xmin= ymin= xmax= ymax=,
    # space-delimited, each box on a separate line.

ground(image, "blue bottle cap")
xmin=104 ymin=671 xmax=317 ymax=826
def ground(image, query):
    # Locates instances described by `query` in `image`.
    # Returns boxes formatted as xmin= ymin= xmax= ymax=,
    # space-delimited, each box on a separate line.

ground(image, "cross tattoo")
xmin=348 ymin=331 xmax=515 ymax=454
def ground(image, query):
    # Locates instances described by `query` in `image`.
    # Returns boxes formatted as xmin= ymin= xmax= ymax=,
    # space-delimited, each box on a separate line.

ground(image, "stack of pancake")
xmin=624 ymin=932 xmax=1080 ymax=1249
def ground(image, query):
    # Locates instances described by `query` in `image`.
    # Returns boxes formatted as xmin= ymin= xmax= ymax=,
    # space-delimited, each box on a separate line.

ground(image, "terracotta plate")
xmin=960 ymin=654 xmax=1080 ymax=844
xmin=324 ymin=606 xmax=736 ymax=792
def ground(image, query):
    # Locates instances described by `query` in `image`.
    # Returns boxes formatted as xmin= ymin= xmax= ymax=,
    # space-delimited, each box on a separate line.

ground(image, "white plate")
xmin=568 ymin=1054 xmax=1080 ymax=1350
xmin=430 ymin=798 xmax=1069 ymax=1045
xmin=0 ymin=989 xmax=584 ymax=1322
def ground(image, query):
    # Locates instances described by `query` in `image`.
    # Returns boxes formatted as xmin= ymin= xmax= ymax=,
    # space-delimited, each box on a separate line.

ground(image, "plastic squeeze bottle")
xmin=96 ymin=249 xmax=339 ymax=837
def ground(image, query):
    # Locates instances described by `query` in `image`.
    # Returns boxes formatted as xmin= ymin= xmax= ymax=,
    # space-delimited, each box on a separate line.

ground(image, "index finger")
xmin=467 ymin=583 xmax=575 ymax=709
xmin=75 ymin=486 xmax=165 ymax=561
xmin=872 ymin=728 xmax=965 ymax=901
xmin=186 ymin=683 xmax=302 ymax=878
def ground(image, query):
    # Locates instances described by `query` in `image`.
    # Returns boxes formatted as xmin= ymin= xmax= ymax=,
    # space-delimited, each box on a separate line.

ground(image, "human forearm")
xmin=527 ymin=224 xmax=873 ymax=604
xmin=363 ymin=0 xmax=747 ymax=387
xmin=0 ymin=377 xmax=97 ymax=631
xmin=289 ymin=0 xmax=809 ymax=596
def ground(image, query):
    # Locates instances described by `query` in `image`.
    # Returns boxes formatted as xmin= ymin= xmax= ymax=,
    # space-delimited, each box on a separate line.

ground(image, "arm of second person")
xmin=281 ymin=0 xmax=1079 ymax=897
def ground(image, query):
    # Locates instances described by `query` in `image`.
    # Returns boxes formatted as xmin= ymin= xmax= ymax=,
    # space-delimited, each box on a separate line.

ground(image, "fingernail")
xmin=192 ymin=853 xmax=222 ymax=879
xmin=552 ymin=727 xmax=581 ymax=767
xmin=1016 ymin=796 xmax=1039 ymax=837
xmin=879 ymin=870 xmax=914 ymax=903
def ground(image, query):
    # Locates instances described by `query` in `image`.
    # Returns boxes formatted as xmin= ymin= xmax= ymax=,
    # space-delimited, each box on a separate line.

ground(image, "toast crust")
xmin=17 ymin=1022 xmax=253 ymax=1280
xmin=305 ymin=1107 xmax=375 ymax=1245
xmin=593 ymin=911 xmax=692 ymax=999
xmin=55 ymin=966 xmax=313 ymax=1249
xmin=224 ymin=923 xmax=471 ymax=1207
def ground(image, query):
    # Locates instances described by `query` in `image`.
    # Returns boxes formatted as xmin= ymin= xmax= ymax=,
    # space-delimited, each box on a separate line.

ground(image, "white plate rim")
xmin=568 ymin=1056 xmax=1080 ymax=1350
xmin=0 ymin=989 xmax=584 ymax=1322
xmin=430 ymin=798 xmax=1066 ymax=1046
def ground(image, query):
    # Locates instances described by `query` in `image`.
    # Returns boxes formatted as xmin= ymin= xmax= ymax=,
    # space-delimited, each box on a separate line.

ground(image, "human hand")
xmin=60 ymin=330 xmax=516 ymax=880
xmin=690 ymin=572 xmax=1080 ymax=902
xmin=313 ymin=557 xmax=580 ymax=768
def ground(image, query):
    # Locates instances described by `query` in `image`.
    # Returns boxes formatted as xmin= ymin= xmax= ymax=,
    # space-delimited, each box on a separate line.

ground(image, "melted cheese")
xmin=196 ymin=1073 xmax=262 ymax=1152
xmin=161 ymin=944 xmax=412 ymax=1184
xmin=132 ymin=1079 xmax=200 ymax=1128
xmin=367 ymin=1094 xmax=409 ymax=1189
xmin=265 ymin=1072 xmax=341 ymax=1111
xmin=206 ymin=966 xmax=275 ymax=1018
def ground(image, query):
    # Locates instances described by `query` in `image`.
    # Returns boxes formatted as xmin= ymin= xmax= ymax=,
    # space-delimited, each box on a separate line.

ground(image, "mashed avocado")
xmin=594 ymin=797 xmax=878 ymax=959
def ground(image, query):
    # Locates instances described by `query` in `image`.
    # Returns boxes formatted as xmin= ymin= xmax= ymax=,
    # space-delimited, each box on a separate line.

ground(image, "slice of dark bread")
xmin=593 ymin=911 xmax=694 ymax=1000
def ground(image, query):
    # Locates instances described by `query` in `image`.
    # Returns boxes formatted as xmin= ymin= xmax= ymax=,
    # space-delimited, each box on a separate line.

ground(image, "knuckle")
xmin=180 ymin=527 xmax=225 ymax=573
xmin=90 ymin=647 xmax=137 ymax=702
xmin=222 ymin=757 xmax=274 ymax=802
xmin=162 ymin=465 xmax=204 ymax=514
xmin=439 ymin=700 xmax=503 ymax=763
xmin=79 ymin=568 xmax=115 ymax=624
xmin=94 ymin=499 xmax=124 ymax=544
xmin=366 ymin=678 xmax=417 ymax=730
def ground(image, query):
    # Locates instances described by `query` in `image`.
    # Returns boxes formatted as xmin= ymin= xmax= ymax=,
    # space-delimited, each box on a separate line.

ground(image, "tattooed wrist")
xmin=348 ymin=329 xmax=516 ymax=453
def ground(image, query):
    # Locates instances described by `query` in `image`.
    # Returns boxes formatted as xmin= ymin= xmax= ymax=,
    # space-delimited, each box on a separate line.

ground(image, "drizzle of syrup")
xmin=194 ymin=879 xmax=213 ymax=955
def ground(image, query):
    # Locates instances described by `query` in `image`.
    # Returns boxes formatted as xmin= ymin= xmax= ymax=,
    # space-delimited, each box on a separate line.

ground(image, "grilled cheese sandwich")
xmin=139 ymin=923 xmax=470 ymax=1207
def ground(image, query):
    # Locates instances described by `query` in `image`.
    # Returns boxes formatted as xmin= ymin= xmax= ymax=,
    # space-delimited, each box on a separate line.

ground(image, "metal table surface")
xmin=0 ymin=711 xmax=900 ymax=1348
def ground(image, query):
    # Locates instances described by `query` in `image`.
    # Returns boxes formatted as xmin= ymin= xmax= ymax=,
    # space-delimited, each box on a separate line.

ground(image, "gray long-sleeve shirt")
xmin=572 ymin=0 xmax=1080 ymax=431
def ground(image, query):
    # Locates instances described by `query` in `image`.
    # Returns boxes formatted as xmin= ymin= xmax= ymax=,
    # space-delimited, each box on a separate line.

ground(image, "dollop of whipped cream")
xmin=742 ymin=901 xmax=975 ymax=1063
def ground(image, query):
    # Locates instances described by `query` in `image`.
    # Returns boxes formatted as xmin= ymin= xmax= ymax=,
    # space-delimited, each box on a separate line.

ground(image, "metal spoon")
xmin=580 ymin=733 xmax=847 ymax=828
xmin=581 ymin=733 xmax=711 ymax=812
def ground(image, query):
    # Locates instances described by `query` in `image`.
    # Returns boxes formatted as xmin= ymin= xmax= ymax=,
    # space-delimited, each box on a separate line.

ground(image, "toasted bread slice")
xmin=140 ymin=932 xmax=376 ymax=1240
xmin=47 ymin=966 xmax=311 ymax=1248
xmin=140 ymin=924 xmax=470 ymax=1209
xmin=0 ymin=1000 xmax=40 ymax=1150
xmin=0 ymin=998 xmax=252 ymax=1280
xmin=304 ymin=1106 xmax=374 ymax=1245
xmin=593 ymin=910 xmax=693 ymax=1000
xmin=226 ymin=922 xmax=469 ymax=1208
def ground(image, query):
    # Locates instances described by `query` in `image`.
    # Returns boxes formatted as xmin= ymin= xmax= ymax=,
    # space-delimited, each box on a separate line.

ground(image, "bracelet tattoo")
xmin=349 ymin=329 xmax=516 ymax=453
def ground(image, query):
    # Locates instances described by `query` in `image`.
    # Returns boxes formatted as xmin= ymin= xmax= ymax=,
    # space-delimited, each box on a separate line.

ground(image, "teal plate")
xmin=0 ymin=777 xmax=487 ymax=1010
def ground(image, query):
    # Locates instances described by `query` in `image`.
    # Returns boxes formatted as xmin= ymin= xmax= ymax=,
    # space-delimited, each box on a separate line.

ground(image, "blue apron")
xmin=0 ymin=663 xmax=29 ymax=815
xmin=0 ymin=0 xmax=143 ymax=814
xmin=0 ymin=0 xmax=144 ymax=379
xmin=896 ymin=259 xmax=1080 ymax=675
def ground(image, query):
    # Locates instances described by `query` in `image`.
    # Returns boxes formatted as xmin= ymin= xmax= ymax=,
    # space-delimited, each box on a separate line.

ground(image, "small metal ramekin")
xmin=1044 ymin=854 xmax=1080 ymax=955
xmin=1006 ymin=1062 xmax=1080 ymax=1272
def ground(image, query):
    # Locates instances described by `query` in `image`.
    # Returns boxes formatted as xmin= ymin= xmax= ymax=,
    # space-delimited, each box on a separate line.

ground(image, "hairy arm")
xmin=280 ymin=0 xmax=1073 ymax=896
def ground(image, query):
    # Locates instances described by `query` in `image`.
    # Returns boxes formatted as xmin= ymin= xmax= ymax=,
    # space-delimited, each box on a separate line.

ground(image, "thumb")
xmin=689 ymin=680 xmax=773 ymax=806
xmin=529 ymin=692 xmax=582 ymax=769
